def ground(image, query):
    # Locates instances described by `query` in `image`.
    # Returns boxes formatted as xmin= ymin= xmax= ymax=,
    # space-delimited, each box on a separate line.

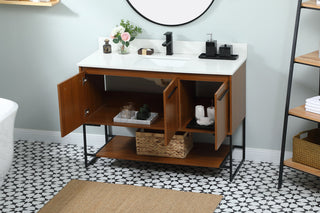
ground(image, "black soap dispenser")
xmin=206 ymin=33 xmax=217 ymax=57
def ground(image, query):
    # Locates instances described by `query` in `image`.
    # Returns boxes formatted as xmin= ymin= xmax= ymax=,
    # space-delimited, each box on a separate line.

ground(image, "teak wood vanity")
xmin=57 ymin=41 xmax=247 ymax=181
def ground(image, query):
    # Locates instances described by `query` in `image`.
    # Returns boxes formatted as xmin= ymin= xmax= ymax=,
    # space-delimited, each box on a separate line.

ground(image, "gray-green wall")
xmin=1 ymin=0 xmax=320 ymax=151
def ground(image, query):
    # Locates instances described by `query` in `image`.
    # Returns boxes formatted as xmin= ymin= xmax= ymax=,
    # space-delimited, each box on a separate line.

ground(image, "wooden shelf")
xmin=295 ymin=51 xmax=320 ymax=67
xmin=284 ymin=158 xmax=320 ymax=177
xmin=289 ymin=104 xmax=320 ymax=122
xmin=86 ymin=104 xmax=165 ymax=130
xmin=96 ymin=136 xmax=230 ymax=168
xmin=0 ymin=0 xmax=59 ymax=6
xmin=86 ymin=91 xmax=165 ymax=130
xmin=301 ymin=0 xmax=320 ymax=10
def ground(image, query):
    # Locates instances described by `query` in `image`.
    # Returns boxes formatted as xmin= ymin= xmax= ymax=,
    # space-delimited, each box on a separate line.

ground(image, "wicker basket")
xmin=292 ymin=128 xmax=320 ymax=169
xmin=136 ymin=129 xmax=193 ymax=158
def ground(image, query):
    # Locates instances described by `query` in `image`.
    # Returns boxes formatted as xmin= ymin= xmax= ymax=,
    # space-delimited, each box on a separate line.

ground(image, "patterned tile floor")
xmin=0 ymin=140 xmax=320 ymax=212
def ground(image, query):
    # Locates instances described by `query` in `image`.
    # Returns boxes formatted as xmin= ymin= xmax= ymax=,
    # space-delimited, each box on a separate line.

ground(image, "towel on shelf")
xmin=305 ymin=106 xmax=320 ymax=115
xmin=306 ymin=96 xmax=320 ymax=105
xmin=305 ymin=102 xmax=320 ymax=109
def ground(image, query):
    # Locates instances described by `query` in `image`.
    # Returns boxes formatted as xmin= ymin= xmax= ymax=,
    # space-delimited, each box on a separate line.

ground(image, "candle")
xmin=207 ymin=107 xmax=215 ymax=122
xmin=195 ymin=105 xmax=205 ymax=120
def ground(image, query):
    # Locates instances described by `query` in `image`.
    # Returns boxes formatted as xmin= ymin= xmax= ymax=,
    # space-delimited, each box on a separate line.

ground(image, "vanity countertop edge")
xmin=78 ymin=41 xmax=247 ymax=76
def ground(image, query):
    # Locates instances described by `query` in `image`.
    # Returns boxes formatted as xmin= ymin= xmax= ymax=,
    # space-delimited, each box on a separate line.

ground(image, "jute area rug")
xmin=38 ymin=179 xmax=223 ymax=213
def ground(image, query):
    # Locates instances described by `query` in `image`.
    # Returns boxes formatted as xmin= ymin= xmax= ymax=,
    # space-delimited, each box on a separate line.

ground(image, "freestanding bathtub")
xmin=0 ymin=98 xmax=18 ymax=187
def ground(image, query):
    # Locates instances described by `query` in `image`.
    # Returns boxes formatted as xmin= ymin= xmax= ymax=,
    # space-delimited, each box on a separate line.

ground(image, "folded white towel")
xmin=306 ymin=96 xmax=320 ymax=105
xmin=305 ymin=107 xmax=320 ymax=115
xmin=305 ymin=102 xmax=320 ymax=109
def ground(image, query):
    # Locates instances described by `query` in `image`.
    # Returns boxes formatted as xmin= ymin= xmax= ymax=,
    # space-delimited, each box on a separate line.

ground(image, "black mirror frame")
xmin=126 ymin=0 xmax=214 ymax=27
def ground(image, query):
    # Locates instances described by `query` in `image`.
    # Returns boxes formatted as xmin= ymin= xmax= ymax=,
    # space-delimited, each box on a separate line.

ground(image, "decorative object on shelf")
xmin=186 ymin=118 xmax=214 ymax=130
xmin=195 ymin=105 xmax=205 ymax=120
xmin=317 ymin=0 xmax=320 ymax=6
xmin=120 ymin=102 xmax=135 ymax=119
xmin=111 ymin=19 xmax=142 ymax=54
xmin=207 ymin=106 xmax=215 ymax=122
xmin=292 ymin=128 xmax=320 ymax=170
xmin=206 ymin=33 xmax=217 ymax=57
xmin=103 ymin=39 xmax=112 ymax=54
xmin=113 ymin=111 xmax=158 ymax=125
xmin=305 ymin=95 xmax=320 ymax=114
xmin=136 ymin=129 xmax=193 ymax=158
xmin=137 ymin=104 xmax=151 ymax=120
xmin=138 ymin=48 xmax=154 ymax=55
xmin=195 ymin=105 xmax=214 ymax=126
xmin=197 ymin=116 xmax=213 ymax=126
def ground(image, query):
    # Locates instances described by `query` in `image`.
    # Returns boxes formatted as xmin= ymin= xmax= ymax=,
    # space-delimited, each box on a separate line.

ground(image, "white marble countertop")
xmin=78 ymin=39 xmax=247 ymax=76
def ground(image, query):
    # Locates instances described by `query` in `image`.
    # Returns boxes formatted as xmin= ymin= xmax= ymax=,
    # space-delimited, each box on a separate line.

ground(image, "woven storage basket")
xmin=136 ymin=129 xmax=193 ymax=158
xmin=292 ymin=128 xmax=320 ymax=169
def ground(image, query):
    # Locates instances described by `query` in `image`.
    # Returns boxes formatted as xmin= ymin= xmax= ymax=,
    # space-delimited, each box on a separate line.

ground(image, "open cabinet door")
xmin=214 ymin=82 xmax=229 ymax=150
xmin=163 ymin=78 xmax=179 ymax=146
xmin=57 ymin=72 xmax=86 ymax=137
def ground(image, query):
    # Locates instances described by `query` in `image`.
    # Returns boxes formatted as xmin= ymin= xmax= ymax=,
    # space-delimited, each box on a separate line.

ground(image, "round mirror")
xmin=126 ymin=0 xmax=214 ymax=26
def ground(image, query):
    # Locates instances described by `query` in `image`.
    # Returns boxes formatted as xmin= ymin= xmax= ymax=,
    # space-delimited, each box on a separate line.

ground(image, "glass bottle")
xmin=103 ymin=39 xmax=112 ymax=54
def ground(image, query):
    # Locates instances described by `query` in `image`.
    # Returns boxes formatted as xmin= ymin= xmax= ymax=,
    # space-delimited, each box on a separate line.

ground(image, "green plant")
xmin=111 ymin=19 xmax=142 ymax=47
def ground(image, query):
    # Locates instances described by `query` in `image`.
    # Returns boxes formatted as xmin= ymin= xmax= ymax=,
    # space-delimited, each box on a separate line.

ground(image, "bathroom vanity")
xmin=57 ymin=39 xmax=247 ymax=180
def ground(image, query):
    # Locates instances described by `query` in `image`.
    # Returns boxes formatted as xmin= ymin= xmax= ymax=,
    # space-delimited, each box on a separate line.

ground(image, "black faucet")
xmin=162 ymin=32 xmax=173 ymax=55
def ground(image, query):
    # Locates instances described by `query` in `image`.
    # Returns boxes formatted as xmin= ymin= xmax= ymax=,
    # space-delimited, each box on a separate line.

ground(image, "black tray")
xmin=186 ymin=118 xmax=215 ymax=130
xmin=199 ymin=53 xmax=239 ymax=60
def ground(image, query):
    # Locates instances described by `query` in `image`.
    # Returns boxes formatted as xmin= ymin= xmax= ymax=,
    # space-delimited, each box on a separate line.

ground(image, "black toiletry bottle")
xmin=103 ymin=39 xmax=112 ymax=54
xmin=206 ymin=33 xmax=217 ymax=57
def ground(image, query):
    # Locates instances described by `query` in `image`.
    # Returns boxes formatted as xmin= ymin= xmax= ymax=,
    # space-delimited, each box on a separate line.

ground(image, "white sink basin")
xmin=138 ymin=57 xmax=188 ymax=68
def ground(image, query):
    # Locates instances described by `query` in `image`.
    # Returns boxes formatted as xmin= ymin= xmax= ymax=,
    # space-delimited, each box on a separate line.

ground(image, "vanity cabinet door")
xmin=163 ymin=79 xmax=179 ymax=146
xmin=214 ymin=82 xmax=229 ymax=151
xmin=57 ymin=73 xmax=86 ymax=137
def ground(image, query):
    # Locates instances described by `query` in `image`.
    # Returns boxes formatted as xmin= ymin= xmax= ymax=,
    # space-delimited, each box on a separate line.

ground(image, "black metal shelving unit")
xmin=278 ymin=0 xmax=320 ymax=188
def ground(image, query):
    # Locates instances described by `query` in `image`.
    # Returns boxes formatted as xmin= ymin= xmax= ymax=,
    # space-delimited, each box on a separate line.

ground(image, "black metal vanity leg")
xmin=108 ymin=126 xmax=113 ymax=139
xmin=83 ymin=124 xmax=88 ymax=167
xmin=229 ymin=135 xmax=233 ymax=182
xmin=243 ymin=118 xmax=246 ymax=160
xmin=104 ymin=125 xmax=108 ymax=144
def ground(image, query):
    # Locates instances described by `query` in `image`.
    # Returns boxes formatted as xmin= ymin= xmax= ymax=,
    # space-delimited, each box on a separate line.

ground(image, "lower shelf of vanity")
xmin=96 ymin=136 xmax=230 ymax=168
xmin=284 ymin=158 xmax=320 ymax=177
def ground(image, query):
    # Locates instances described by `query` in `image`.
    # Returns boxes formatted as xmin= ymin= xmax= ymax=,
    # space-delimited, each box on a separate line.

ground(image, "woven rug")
xmin=38 ymin=179 xmax=222 ymax=213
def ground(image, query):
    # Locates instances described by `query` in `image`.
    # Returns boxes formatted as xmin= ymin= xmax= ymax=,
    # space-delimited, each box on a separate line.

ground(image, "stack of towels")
xmin=305 ymin=96 xmax=320 ymax=114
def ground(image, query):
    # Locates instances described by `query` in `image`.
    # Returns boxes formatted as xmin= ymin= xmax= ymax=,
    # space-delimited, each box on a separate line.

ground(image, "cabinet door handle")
xmin=167 ymin=86 xmax=177 ymax=99
xmin=218 ymin=89 xmax=229 ymax=101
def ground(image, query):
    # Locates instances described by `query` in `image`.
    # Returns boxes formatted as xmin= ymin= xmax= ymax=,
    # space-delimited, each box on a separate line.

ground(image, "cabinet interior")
xmin=83 ymin=75 xmax=226 ymax=133
xmin=179 ymin=80 xmax=223 ymax=131
xmin=85 ymin=75 xmax=173 ymax=130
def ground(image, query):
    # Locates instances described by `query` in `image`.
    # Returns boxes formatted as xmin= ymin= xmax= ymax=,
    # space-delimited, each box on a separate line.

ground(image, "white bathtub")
xmin=0 ymin=98 xmax=18 ymax=187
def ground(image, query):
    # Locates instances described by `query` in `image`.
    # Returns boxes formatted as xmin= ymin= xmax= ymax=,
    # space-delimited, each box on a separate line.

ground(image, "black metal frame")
xmin=220 ymin=118 xmax=246 ymax=181
xmin=278 ymin=0 xmax=320 ymax=189
xmin=126 ymin=0 xmax=215 ymax=27
xmin=83 ymin=124 xmax=114 ymax=167
xmin=82 ymin=117 xmax=246 ymax=181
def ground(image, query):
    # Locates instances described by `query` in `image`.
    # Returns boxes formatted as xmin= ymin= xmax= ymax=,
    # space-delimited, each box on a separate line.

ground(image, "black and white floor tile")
xmin=0 ymin=140 xmax=320 ymax=212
